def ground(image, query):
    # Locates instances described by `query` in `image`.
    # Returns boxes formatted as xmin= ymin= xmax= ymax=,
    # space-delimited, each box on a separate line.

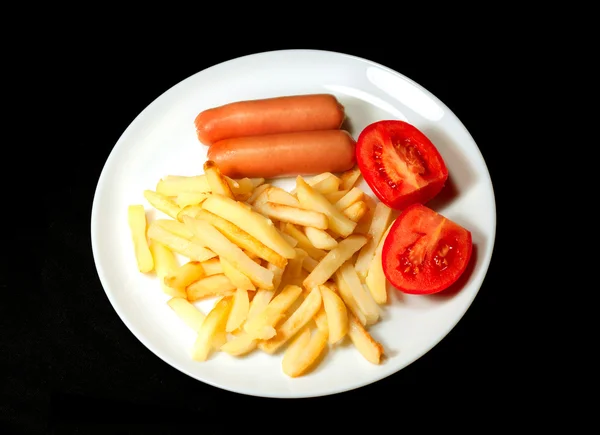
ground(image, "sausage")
xmin=206 ymin=129 xmax=357 ymax=179
xmin=195 ymin=94 xmax=345 ymax=145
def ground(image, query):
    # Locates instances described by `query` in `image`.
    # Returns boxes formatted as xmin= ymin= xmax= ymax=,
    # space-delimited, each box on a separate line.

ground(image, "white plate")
xmin=91 ymin=49 xmax=496 ymax=398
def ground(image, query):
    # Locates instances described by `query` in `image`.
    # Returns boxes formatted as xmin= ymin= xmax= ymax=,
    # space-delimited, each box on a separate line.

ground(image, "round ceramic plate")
xmin=91 ymin=49 xmax=496 ymax=398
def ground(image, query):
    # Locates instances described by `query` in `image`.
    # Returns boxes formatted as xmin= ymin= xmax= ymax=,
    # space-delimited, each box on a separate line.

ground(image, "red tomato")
xmin=356 ymin=120 xmax=448 ymax=210
xmin=382 ymin=204 xmax=472 ymax=295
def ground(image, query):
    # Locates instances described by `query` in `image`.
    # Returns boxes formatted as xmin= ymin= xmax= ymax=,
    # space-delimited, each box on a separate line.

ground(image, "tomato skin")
xmin=382 ymin=204 xmax=472 ymax=295
xmin=356 ymin=120 xmax=448 ymax=211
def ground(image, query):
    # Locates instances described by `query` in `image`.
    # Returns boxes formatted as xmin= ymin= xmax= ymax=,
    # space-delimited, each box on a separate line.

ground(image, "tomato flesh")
xmin=356 ymin=120 xmax=448 ymax=210
xmin=382 ymin=204 xmax=472 ymax=294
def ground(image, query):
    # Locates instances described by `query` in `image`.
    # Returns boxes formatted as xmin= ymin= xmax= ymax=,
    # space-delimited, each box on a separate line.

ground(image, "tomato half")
xmin=356 ymin=120 xmax=448 ymax=210
xmin=382 ymin=204 xmax=472 ymax=295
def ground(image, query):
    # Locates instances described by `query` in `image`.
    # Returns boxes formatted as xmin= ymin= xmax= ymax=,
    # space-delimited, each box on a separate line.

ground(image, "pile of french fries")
xmin=127 ymin=160 xmax=395 ymax=377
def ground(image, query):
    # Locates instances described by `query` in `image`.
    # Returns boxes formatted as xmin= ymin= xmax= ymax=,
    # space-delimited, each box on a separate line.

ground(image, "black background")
xmin=5 ymin=30 xmax=514 ymax=434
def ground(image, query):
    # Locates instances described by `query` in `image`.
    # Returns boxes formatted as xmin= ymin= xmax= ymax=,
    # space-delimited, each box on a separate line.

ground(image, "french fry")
xmin=147 ymin=222 xmax=217 ymax=262
xmin=127 ymin=205 xmax=154 ymax=273
xmin=295 ymin=176 xmax=357 ymax=237
xmin=156 ymin=175 xmax=211 ymax=196
xmin=186 ymin=274 xmax=236 ymax=301
xmin=281 ymin=326 xmax=311 ymax=376
xmin=192 ymin=208 xmax=287 ymax=269
xmin=283 ymin=223 xmax=327 ymax=261
xmin=204 ymin=160 xmax=235 ymax=199
xmin=243 ymin=284 xmax=302 ymax=340
xmin=286 ymin=248 xmax=308 ymax=278
xmin=339 ymin=166 xmax=362 ymax=191
xmin=303 ymin=234 xmax=368 ymax=290
xmin=354 ymin=201 xmax=393 ymax=279
xmin=220 ymin=257 xmax=256 ymax=291
xmin=176 ymin=204 xmax=205 ymax=222
xmin=334 ymin=187 xmax=364 ymax=211
xmin=267 ymin=262 xmax=285 ymax=293
xmin=143 ymin=190 xmax=181 ymax=220
xmin=281 ymin=328 xmax=328 ymax=378
xmin=319 ymin=284 xmax=348 ymax=345
xmin=308 ymin=172 xmax=341 ymax=194
xmin=347 ymin=313 xmax=384 ymax=364
xmin=191 ymin=296 xmax=233 ymax=361
xmin=254 ymin=202 xmax=329 ymax=230
xmin=247 ymin=183 xmax=271 ymax=204
xmin=313 ymin=306 xmax=329 ymax=333
xmin=226 ymin=288 xmax=250 ymax=332
xmin=302 ymin=255 xmax=319 ymax=273
xmin=167 ymin=297 xmax=205 ymax=331
xmin=175 ymin=192 xmax=209 ymax=208
xmin=303 ymin=226 xmax=338 ymax=250
xmin=201 ymin=194 xmax=296 ymax=259
xmin=164 ymin=260 xmax=206 ymax=289
xmin=342 ymin=200 xmax=369 ymax=222
xmin=149 ymin=240 xmax=185 ymax=298
xmin=337 ymin=261 xmax=380 ymax=325
xmin=247 ymin=288 xmax=276 ymax=320
xmin=154 ymin=219 xmax=195 ymax=239
xmin=230 ymin=177 xmax=255 ymax=196
xmin=259 ymin=286 xmax=322 ymax=354
xmin=365 ymin=225 xmax=393 ymax=304
xmin=265 ymin=186 xmax=301 ymax=207
xmin=220 ymin=329 xmax=258 ymax=356
xmin=330 ymin=278 xmax=367 ymax=326
xmin=183 ymin=216 xmax=274 ymax=290
xmin=200 ymin=257 xmax=223 ymax=276
xmin=324 ymin=189 xmax=349 ymax=204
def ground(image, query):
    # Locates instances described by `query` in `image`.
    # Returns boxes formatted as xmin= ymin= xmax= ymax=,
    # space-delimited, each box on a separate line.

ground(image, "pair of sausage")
xmin=194 ymin=94 xmax=357 ymax=179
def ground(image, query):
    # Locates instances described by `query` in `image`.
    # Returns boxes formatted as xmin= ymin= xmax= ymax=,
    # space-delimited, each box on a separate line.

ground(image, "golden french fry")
xmin=255 ymin=202 xmax=329 ymax=230
xmin=156 ymin=175 xmax=211 ymax=196
xmin=303 ymin=226 xmax=338 ymax=250
xmin=192 ymin=208 xmax=287 ymax=269
xmin=220 ymin=329 xmax=258 ymax=356
xmin=167 ymin=297 xmax=205 ymax=331
xmin=191 ymin=296 xmax=233 ymax=361
xmin=308 ymin=172 xmax=341 ymax=194
xmin=331 ymin=277 xmax=367 ymax=326
xmin=200 ymin=257 xmax=223 ymax=276
xmin=243 ymin=284 xmax=302 ymax=340
xmin=337 ymin=261 xmax=380 ymax=325
xmin=176 ymin=204 xmax=205 ymax=222
xmin=201 ymin=194 xmax=296 ymax=259
xmin=259 ymin=287 xmax=322 ymax=354
xmin=204 ymin=160 xmax=235 ymax=199
xmin=266 ymin=262 xmax=285 ymax=293
xmin=324 ymin=189 xmax=349 ymax=204
xmin=143 ymin=190 xmax=181 ymax=220
xmin=183 ymin=216 xmax=274 ymax=290
xmin=342 ymin=200 xmax=369 ymax=222
xmin=247 ymin=288 xmax=275 ymax=320
xmin=354 ymin=201 xmax=393 ymax=279
xmin=226 ymin=288 xmax=250 ymax=332
xmin=154 ymin=219 xmax=195 ymax=239
xmin=147 ymin=222 xmax=217 ymax=262
xmin=286 ymin=248 xmax=308 ymax=279
xmin=365 ymin=224 xmax=393 ymax=304
xmin=220 ymin=257 xmax=256 ymax=291
xmin=164 ymin=260 xmax=206 ymax=289
xmin=265 ymin=186 xmax=301 ymax=207
xmin=347 ymin=313 xmax=384 ymax=364
xmin=281 ymin=326 xmax=311 ymax=376
xmin=295 ymin=176 xmax=357 ymax=237
xmin=127 ymin=205 xmax=154 ymax=273
xmin=313 ymin=306 xmax=329 ymax=333
xmin=247 ymin=183 xmax=271 ymax=204
xmin=283 ymin=223 xmax=327 ymax=261
xmin=282 ymin=328 xmax=328 ymax=378
xmin=186 ymin=274 xmax=236 ymax=301
xmin=339 ymin=166 xmax=362 ymax=191
xmin=149 ymin=240 xmax=184 ymax=297
xmin=303 ymin=234 xmax=368 ymax=290
xmin=302 ymin=255 xmax=319 ymax=273
xmin=334 ymin=187 xmax=364 ymax=211
xmin=319 ymin=284 xmax=348 ymax=345
xmin=175 ymin=192 xmax=210 ymax=208
xmin=230 ymin=177 xmax=255 ymax=196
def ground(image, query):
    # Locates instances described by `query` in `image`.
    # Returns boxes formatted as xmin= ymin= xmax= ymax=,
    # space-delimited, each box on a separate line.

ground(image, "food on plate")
xmin=207 ymin=129 xmax=356 ymax=179
xmin=127 ymin=205 xmax=154 ymax=273
xmin=382 ymin=203 xmax=472 ymax=295
xmin=355 ymin=120 xmax=448 ymax=210
xmin=195 ymin=93 xmax=346 ymax=145
xmin=129 ymin=162 xmax=392 ymax=377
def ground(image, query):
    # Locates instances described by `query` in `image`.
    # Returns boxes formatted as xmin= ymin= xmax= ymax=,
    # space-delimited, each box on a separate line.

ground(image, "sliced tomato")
xmin=382 ymin=204 xmax=472 ymax=295
xmin=356 ymin=120 xmax=448 ymax=210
